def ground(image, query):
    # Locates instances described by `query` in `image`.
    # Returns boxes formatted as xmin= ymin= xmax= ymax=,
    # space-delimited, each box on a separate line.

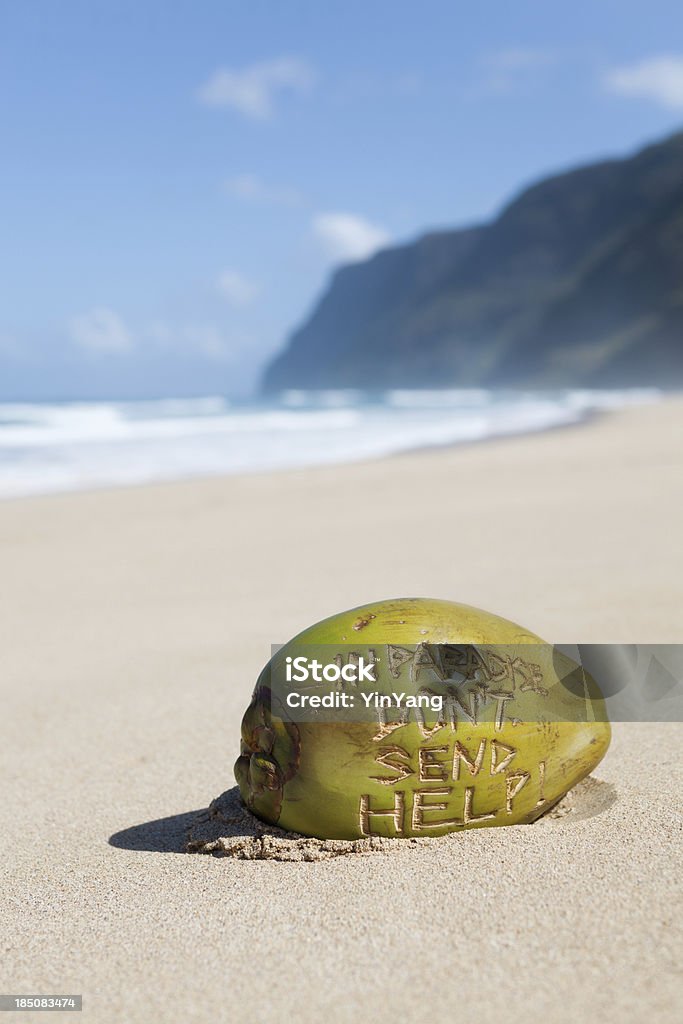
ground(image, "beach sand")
xmin=1 ymin=397 xmax=682 ymax=1022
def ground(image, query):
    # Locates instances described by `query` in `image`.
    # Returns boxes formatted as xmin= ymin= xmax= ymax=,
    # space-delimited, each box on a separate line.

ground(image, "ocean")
xmin=0 ymin=388 xmax=661 ymax=499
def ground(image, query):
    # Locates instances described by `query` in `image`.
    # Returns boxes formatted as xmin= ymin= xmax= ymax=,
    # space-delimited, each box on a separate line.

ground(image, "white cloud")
xmin=476 ymin=48 xmax=555 ymax=95
xmin=225 ymin=173 xmax=303 ymax=206
xmin=65 ymin=313 xmax=254 ymax=367
xmin=312 ymin=212 xmax=390 ymax=263
xmin=604 ymin=55 xmax=683 ymax=110
xmin=216 ymin=269 xmax=260 ymax=306
xmin=197 ymin=57 xmax=314 ymax=118
xmin=145 ymin=321 xmax=254 ymax=364
xmin=182 ymin=325 xmax=232 ymax=361
xmin=69 ymin=308 xmax=132 ymax=354
xmin=181 ymin=324 xmax=254 ymax=364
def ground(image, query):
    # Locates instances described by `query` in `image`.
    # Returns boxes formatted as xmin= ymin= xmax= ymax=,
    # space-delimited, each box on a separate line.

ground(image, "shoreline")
xmin=0 ymin=390 xmax=667 ymax=506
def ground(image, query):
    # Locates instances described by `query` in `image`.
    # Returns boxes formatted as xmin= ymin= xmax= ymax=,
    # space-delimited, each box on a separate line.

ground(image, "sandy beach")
xmin=1 ymin=397 xmax=682 ymax=1023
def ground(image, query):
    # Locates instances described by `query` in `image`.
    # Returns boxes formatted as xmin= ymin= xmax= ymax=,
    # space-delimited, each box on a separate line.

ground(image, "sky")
xmin=2 ymin=0 xmax=683 ymax=400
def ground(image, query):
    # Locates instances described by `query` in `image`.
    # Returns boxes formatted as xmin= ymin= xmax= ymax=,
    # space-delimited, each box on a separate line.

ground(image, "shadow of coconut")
xmin=109 ymin=808 xmax=206 ymax=853
xmin=109 ymin=776 xmax=618 ymax=860
xmin=108 ymin=788 xmax=319 ymax=858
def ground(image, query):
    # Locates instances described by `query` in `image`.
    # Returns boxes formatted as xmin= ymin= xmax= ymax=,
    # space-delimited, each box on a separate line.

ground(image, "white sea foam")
xmin=0 ymin=389 xmax=661 ymax=499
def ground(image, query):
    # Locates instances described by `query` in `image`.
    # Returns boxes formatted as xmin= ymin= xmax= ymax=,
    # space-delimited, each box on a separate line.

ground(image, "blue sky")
xmin=2 ymin=0 xmax=683 ymax=399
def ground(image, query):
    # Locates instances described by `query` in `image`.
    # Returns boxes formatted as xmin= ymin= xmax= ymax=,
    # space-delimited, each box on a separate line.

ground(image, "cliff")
xmin=263 ymin=131 xmax=683 ymax=390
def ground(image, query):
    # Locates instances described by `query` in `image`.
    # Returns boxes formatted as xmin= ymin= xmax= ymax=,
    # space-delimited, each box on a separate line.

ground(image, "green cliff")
xmin=263 ymin=131 xmax=683 ymax=390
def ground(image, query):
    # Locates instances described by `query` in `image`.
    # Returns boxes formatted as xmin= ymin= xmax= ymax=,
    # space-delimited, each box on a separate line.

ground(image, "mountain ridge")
xmin=262 ymin=131 xmax=683 ymax=391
